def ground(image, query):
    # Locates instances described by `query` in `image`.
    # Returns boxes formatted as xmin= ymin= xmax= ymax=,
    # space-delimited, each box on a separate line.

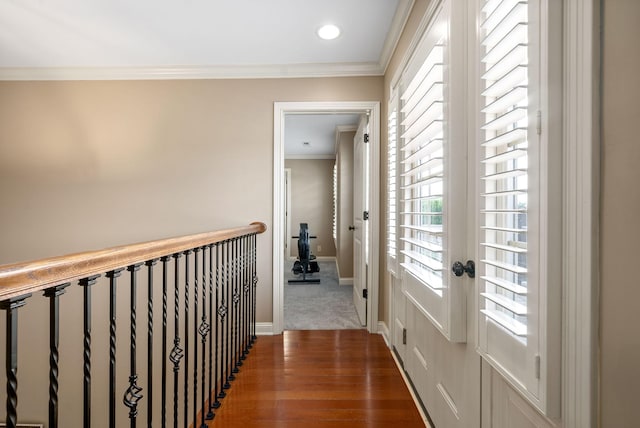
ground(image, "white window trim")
xmin=562 ymin=0 xmax=600 ymax=426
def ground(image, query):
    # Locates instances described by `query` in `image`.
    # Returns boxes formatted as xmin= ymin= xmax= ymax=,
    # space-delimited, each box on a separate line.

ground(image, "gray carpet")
xmin=284 ymin=259 xmax=363 ymax=330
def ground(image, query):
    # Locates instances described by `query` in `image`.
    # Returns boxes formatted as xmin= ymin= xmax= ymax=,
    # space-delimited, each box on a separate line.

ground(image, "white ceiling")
xmin=285 ymin=114 xmax=361 ymax=157
xmin=1 ymin=1 xmax=408 ymax=154
xmin=0 ymin=0 xmax=413 ymax=80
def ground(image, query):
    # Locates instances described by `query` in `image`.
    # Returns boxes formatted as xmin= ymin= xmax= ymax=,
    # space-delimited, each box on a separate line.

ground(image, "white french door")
xmin=353 ymin=116 xmax=368 ymax=326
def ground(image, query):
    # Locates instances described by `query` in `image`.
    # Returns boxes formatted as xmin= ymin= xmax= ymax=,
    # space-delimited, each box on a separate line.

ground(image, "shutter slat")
xmin=482 ymin=148 xmax=527 ymax=164
xmin=401 ymin=263 xmax=444 ymax=290
xmin=401 ymin=250 xmax=443 ymax=272
xmin=481 ymin=309 xmax=527 ymax=336
xmin=482 ymin=168 xmax=527 ymax=181
xmin=402 ymin=139 xmax=443 ymax=164
xmin=481 ymin=292 xmax=527 ymax=315
xmin=401 ymin=156 xmax=443 ymax=178
xmin=481 ymin=2 xmax=528 ymax=49
xmin=481 ymin=275 xmax=528 ymax=294
xmin=402 ymin=101 xmax=443 ymax=140
xmin=482 ymin=258 xmax=527 ymax=274
xmin=482 ymin=107 xmax=527 ymax=131
xmin=401 ymin=120 xmax=443 ymax=153
xmin=482 ymin=66 xmax=528 ymax=98
xmin=481 ymin=242 xmax=527 ymax=253
xmin=401 ymin=237 xmax=443 ymax=253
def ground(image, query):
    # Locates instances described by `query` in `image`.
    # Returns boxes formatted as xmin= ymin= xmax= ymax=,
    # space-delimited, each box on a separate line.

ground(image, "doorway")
xmin=272 ymin=101 xmax=380 ymax=335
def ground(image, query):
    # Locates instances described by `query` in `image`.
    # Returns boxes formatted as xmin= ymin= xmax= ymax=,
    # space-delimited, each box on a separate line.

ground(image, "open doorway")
xmin=272 ymin=101 xmax=381 ymax=335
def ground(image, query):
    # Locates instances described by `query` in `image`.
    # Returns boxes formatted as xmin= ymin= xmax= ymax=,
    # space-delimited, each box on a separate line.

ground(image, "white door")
xmin=352 ymin=116 xmax=368 ymax=326
xmin=393 ymin=1 xmax=480 ymax=426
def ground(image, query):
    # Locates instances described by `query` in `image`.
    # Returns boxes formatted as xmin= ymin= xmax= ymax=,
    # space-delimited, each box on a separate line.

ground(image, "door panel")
xmin=352 ymin=117 xmax=367 ymax=325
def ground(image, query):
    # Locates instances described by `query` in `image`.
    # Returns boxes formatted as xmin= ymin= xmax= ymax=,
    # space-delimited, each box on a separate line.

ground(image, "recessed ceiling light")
xmin=317 ymin=24 xmax=340 ymax=40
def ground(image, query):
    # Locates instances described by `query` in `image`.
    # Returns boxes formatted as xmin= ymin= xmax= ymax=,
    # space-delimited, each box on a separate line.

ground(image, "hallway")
xmin=208 ymin=330 xmax=426 ymax=427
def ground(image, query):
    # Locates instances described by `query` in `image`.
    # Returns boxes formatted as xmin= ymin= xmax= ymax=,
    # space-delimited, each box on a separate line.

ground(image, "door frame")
xmin=273 ymin=101 xmax=381 ymax=334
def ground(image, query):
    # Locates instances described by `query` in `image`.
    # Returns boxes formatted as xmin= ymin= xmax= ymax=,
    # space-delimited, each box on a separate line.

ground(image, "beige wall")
xmin=600 ymin=0 xmax=640 ymax=425
xmin=336 ymin=130 xmax=355 ymax=278
xmin=0 ymin=76 xmax=383 ymax=425
xmin=284 ymin=159 xmax=336 ymax=259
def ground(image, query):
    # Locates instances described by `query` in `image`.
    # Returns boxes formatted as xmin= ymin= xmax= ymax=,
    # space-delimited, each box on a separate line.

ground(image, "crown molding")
xmin=379 ymin=0 xmax=416 ymax=74
xmin=0 ymin=61 xmax=385 ymax=81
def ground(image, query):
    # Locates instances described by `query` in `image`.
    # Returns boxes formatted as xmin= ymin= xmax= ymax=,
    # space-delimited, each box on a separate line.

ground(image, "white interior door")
xmin=352 ymin=116 xmax=368 ymax=326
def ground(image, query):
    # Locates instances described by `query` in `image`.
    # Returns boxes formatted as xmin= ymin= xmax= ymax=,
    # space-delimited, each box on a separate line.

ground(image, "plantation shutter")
xmin=398 ymin=0 xmax=467 ymax=342
xmin=478 ymin=0 xmax=530 ymax=338
xmin=387 ymin=91 xmax=399 ymax=275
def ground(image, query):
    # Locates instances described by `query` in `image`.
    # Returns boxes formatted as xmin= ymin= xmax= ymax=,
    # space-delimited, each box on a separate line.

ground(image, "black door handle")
xmin=348 ymin=225 xmax=356 ymax=231
xmin=452 ymin=260 xmax=475 ymax=278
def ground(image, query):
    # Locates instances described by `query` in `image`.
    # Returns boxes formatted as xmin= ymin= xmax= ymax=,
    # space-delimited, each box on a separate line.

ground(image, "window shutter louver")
xmin=399 ymin=38 xmax=446 ymax=294
xmin=479 ymin=0 xmax=530 ymax=340
xmin=387 ymin=95 xmax=399 ymax=273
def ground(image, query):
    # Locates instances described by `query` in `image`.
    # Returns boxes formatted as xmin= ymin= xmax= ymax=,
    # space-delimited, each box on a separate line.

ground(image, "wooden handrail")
xmin=0 ymin=221 xmax=267 ymax=301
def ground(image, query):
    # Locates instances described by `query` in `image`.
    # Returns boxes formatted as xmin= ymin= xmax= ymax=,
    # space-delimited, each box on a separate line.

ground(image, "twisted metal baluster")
xmin=80 ymin=275 xmax=100 ymax=428
xmin=199 ymin=246 xmax=210 ymax=428
xmin=44 ymin=284 xmax=69 ymax=428
xmin=183 ymin=250 xmax=191 ymax=428
xmin=222 ymin=239 xmax=231 ymax=391
xmin=160 ymin=256 xmax=170 ymax=428
xmin=145 ymin=259 xmax=158 ymax=428
xmin=124 ymin=264 xmax=143 ymax=428
xmin=252 ymin=233 xmax=258 ymax=342
xmin=106 ymin=269 xmax=124 ymax=428
xmin=214 ymin=242 xmax=224 ymax=404
xmin=1 ymin=294 xmax=31 ymax=428
xmin=193 ymin=247 xmax=200 ymax=427
xmin=170 ymin=253 xmax=184 ymax=428
xmin=206 ymin=243 xmax=216 ymax=420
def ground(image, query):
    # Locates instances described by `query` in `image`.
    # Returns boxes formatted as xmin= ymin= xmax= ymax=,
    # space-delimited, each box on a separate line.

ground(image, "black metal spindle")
xmin=225 ymin=239 xmax=233 ymax=387
xmin=214 ymin=242 xmax=224 ymax=404
xmin=105 ymin=269 xmax=123 ymax=428
xmin=229 ymin=238 xmax=238 ymax=380
xmin=183 ymin=250 xmax=191 ymax=428
xmin=206 ymin=243 xmax=216 ymax=420
xmin=242 ymin=235 xmax=250 ymax=359
xmin=223 ymin=239 xmax=231 ymax=391
xmin=252 ymin=233 xmax=258 ymax=342
xmin=124 ymin=264 xmax=143 ymax=428
xmin=1 ymin=294 xmax=31 ymax=428
xmin=233 ymin=238 xmax=242 ymax=372
xmin=199 ymin=247 xmax=210 ymax=428
xmin=44 ymin=284 xmax=69 ymax=428
xmin=160 ymin=256 xmax=170 ymax=428
xmin=79 ymin=275 xmax=100 ymax=428
xmin=193 ymin=247 xmax=199 ymax=427
xmin=170 ymin=253 xmax=184 ymax=428
xmin=145 ymin=259 xmax=157 ymax=428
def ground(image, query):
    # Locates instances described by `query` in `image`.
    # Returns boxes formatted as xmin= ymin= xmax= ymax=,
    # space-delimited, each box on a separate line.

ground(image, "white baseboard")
xmin=378 ymin=321 xmax=391 ymax=347
xmin=255 ymin=322 xmax=274 ymax=335
xmin=315 ymin=256 xmax=336 ymax=262
xmin=339 ymin=277 xmax=354 ymax=286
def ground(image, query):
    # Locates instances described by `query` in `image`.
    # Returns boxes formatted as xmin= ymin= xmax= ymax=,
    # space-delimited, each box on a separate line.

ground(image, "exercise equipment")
xmin=288 ymin=223 xmax=320 ymax=284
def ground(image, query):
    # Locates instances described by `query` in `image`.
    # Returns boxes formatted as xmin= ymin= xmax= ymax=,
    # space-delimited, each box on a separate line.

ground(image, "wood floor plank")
xmin=204 ymin=329 xmax=425 ymax=427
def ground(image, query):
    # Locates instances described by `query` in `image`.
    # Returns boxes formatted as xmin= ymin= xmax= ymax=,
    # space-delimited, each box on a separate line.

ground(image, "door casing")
xmin=272 ymin=101 xmax=380 ymax=334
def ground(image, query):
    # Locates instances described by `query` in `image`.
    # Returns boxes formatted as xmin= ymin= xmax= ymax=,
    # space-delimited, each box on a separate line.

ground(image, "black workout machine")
xmin=288 ymin=223 xmax=320 ymax=284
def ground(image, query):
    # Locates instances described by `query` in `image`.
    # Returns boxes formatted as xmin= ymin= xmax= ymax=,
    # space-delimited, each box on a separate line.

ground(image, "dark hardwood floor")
xmin=206 ymin=329 xmax=426 ymax=427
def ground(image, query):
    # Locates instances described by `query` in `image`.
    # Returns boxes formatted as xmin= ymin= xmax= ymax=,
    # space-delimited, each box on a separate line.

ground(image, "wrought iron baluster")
xmin=223 ymin=239 xmax=231 ymax=391
xmin=206 ymin=243 xmax=216 ymax=420
xmin=183 ymin=250 xmax=191 ymax=428
xmin=170 ymin=253 xmax=184 ymax=428
xmin=145 ymin=259 xmax=158 ymax=428
xmin=1 ymin=294 xmax=31 ymax=428
xmin=252 ymin=233 xmax=258 ymax=342
xmin=44 ymin=284 xmax=69 ymax=428
xmin=124 ymin=264 xmax=143 ymax=428
xmin=215 ymin=241 xmax=225 ymax=403
xmin=227 ymin=238 xmax=236 ymax=383
xmin=80 ymin=275 xmax=100 ymax=428
xmin=160 ymin=256 xmax=170 ymax=428
xmin=242 ymin=235 xmax=250 ymax=359
xmin=199 ymin=246 xmax=210 ymax=428
xmin=106 ymin=269 xmax=124 ymax=428
xmin=233 ymin=237 xmax=242 ymax=372
xmin=192 ymin=247 xmax=199 ymax=427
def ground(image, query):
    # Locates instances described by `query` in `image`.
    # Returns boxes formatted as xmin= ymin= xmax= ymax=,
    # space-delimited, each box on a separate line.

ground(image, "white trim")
xmin=0 ymin=62 xmax=386 ymax=81
xmin=284 ymin=154 xmax=336 ymax=160
xmin=274 ymin=101 xmax=380 ymax=336
xmin=562 ymin=0 xmax=600 ymax=426
xmin=378 ymin=321 xmax=391 ymax=347
xmin=389 ymin=346 xmax=433 ymax=428
xmin=314 ymin=256 xmax=336 ymax=262
xmin=334 ymin=125 xmax=358 ymax=154
xmin=380 ymin=0 xmax=417 ymax=74
xmin=339 ymin=277 xmax=354 ymax=286
xmin=389 ymin=0 xmax=443 ymax=90
xmin=255 ymin=322 xmax=274 ymax=336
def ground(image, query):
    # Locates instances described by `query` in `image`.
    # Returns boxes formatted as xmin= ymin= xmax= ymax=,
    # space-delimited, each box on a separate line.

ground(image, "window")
xmin=396 ymin=0 xmax=467 ymax=342
xmin=387 ymin=90 xmax=399 ymax=275
xmin=476 ymin=0 xmax=561 ymax=416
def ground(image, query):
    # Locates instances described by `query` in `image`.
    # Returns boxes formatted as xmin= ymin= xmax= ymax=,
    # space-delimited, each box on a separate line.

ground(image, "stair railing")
xmin=0 ymin=221 xmax=266 ymax=428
